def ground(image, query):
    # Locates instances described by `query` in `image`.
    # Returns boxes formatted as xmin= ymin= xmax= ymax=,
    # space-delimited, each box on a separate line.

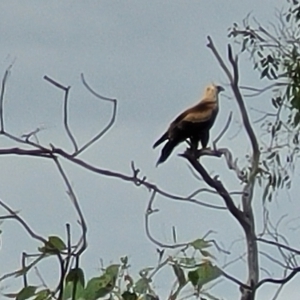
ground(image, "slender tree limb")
xmin=52 ymin=155 xmax=87 ymax=256
xmin=257 ymin=238 xmax=300 ymax=255
xmin=44 ymin=75 xmax=78 ymax=152
xmin=213 ymin=111 xmax=233 ymax=147
xmin=254 ymin=266 xmax=300 ymax=290
xmin=77 ymin=74 xmax=117 ymax=155
xmin=0 ymin=146 xmax=227 ymax=210
xmin=0 ymin=199 xmax=47 ymax=244
xmin=0 ymin=64 xmax=13 ymax=133
xmin=207 ymin=37 xmax=261 ymax=300
xmin=181 ymin=153 xmax=247 ymax=230
xmin=206 ymin=36 xmax=234 ymax=82
xmin=221 ymin=269 xmax=251 ymax=290
xmin=144 ymin=190 xmax=189 ymax=249
xmin=240 ymin=82 xmax=286 ymax=97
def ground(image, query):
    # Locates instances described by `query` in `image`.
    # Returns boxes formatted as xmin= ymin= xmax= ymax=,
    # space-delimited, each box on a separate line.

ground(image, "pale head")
xmin=203 ymin=83 xmax=224 ymax=100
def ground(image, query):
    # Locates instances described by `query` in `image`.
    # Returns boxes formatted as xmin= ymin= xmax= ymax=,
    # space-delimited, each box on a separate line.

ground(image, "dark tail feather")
xmin=156 ymin=140 xmax=177 ymax=166
xmin=153 ymin=132 xmax=168 ymax=149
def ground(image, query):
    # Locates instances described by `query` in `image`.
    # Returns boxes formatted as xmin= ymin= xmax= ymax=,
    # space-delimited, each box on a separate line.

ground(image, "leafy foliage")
xmin=227 ymin=1 xmax=300 ymax=201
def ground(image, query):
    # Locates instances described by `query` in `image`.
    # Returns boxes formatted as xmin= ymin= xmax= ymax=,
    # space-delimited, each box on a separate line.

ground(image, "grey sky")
xmin=1 ymin=1 xmax=298 ymax=299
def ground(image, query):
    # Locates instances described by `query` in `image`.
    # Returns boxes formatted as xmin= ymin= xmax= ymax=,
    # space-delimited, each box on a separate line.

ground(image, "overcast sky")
xmin=1 ymin=1 xmax=299 ymax=299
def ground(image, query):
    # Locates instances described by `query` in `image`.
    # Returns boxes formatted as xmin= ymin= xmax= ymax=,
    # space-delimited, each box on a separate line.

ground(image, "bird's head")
xmin=203 ymin=84 xmax=224 ymax=100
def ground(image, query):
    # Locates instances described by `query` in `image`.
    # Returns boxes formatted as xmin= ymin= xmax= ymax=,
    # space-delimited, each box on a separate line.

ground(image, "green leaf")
xmin=62 ymin=280 xmax=85 ymax=300
xmin=16 ymin=286 xmax=37 ymax=300
xmin=270 ymin=68 xmax=277 ymax=79
xmin=122 ymin=291 xmax=138 ymax=300
xmin=78 ymin=265 xmax=119 ymax=300
xmin=105 ymin=264 xmax=120 ymax=277
xmin=48 ymin=236 xmax=66 ymax=251
xmin=190 ymin=239 xmax=211 ymax=251
xmin=134 ymin=278 xmax=151 ymax=294
xmin=172 ymin=264 xmax=186 ymax=286
xmin=188 ymin=262 xmax=222 ymax=288
xmin=266 ymin=152 xmax=276 ymax=160
xmin=65 ymin=268 xmax=85 ymax=288
xmin=260 ymin=67 xmax=269 ymax=79
xmin=262 ymin=183 xmax=270 ymax=203
xmin=83 ymin=273 xmax=115 ymax=300
xmin=33 ymin=289 xmax=51 ymax=300
xmin=200 ymin=249 xmax=216 ymax=259
xmin=39 ymin=236 xmax=66 ymax=254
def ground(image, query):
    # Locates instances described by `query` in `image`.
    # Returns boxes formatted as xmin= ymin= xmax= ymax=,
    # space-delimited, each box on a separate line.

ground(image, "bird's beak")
xmin=217 ymin=85 xmax=225 ymax=93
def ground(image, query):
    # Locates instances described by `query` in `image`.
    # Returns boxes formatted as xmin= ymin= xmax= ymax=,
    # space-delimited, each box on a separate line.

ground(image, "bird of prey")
xmin=153 ymin=84 xmax=224 ymax=165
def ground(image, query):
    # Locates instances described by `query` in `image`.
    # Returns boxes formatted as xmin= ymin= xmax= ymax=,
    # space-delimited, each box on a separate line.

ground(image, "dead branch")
xmin=44 ymin=75 xmax=78 ymax=152
xmin=181 ymin=152 xmax=247 ymax=230
xmin=77 ymin=73 xmax=117 ymax=155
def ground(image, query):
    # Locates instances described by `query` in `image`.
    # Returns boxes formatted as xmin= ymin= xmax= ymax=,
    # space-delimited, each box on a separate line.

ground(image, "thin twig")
xmin=213 ymin=111 xmax=233 ymax=147
xmin=257 ymin=237 xmax=300 ymax=255
xmin=0 ymin=64 xmax=13 ymax=133
xmin=144 ymin=191 xmax=189 ymax=249
xmin=44 ymin=75 xmax=78 ymax=152
xmin=0 ymin=198 xmax=47 ymax=244
xmin=255 ymin=266 xmax=300 ymax=290
xmin=76 ymin=74 xmax=117 ymax=155
xmin=52 ymin=155 xmax=87 ymax=256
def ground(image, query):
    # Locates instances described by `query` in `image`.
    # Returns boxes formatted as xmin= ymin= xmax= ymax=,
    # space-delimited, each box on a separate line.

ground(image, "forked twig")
xmin=44 ymin=75 xmax=78 ymax=152
xmin=77 ymin=74 xmax=117 ymax=155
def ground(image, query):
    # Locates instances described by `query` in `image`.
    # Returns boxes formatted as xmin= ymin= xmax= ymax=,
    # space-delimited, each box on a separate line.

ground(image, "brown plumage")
xmin=153 ymin=84 xmax=224 ymax=165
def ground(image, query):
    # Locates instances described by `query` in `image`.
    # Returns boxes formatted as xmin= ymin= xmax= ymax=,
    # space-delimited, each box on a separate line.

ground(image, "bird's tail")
xmin=156 ymin=140 xmax=177 ymax=166
xmin=153 ymin=132 xmax=168 ymax=148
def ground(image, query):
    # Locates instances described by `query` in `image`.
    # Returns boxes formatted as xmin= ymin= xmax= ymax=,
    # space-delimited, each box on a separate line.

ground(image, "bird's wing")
xmin=168 ymin=100 xmax=216 ymax=132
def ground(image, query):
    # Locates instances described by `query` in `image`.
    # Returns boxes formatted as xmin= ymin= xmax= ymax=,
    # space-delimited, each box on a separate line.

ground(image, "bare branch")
xmin=52 ymin=155 xmax=87 ymax=256
xmin=0 ymin=64 xmax=13 ymax=133
xmin=0 ymin=199 xmax=46 ymax=244
xmin=207 ymin=36 xmax=234 ymax=82
xmin=181 ymin=152 xmax=247 ymax=230
xmin=77 ymin=74 xmax=117 ymax=155
xmin=44 ymin=75 xmax=78 ymax=152
xmin=257 ymin=238 xmax=300 ymax=255
xmin=221 ymin=269 xmax=251 ymax=290
xmin=255 ymin=266 xmax=300 ymax=290
xmin=144 ymin=190 xmax=189 ymax=249
xmin=240 ymin=82 xmax=286 ymax=97
xmin=207 ymin=37 xmax=260 ymax=295
xmin=44 ymin=75 xmax=69 ymax=91
xmin=213 ymin=111 xmax=233 ymax=146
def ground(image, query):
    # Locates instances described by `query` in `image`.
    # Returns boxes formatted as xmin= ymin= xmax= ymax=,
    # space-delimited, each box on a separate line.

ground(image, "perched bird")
xmin=153 ymin=84 xmax=224 ymax=165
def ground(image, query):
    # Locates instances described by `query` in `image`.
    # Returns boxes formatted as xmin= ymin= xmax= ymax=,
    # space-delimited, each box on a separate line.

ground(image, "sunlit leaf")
xmin=200 ymin=249 xmax=216 ymax=259
xmin=188 ymin=261 xmax=222 ymax=288
xmin=16 ymin=286 xmax=37 ymax=300
xmin=63 ymin=280 xmax=85 ymax=300
xmin=39 ymin=236 xmax=66 ymax=254
xmin=33 ymin=289 xmax=51 ymax=300
xmin=83 ymin=274 xmax=114 ymax=300
xmin=105 ymin=264 xmax=119 ymax=278
xmin=134 ymin=278 xmax=151 ymax=294
xmin=65 ymin=268 xmax=85 ymax=288
xmin=190 ymin=239 xmax=211 ymax=251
